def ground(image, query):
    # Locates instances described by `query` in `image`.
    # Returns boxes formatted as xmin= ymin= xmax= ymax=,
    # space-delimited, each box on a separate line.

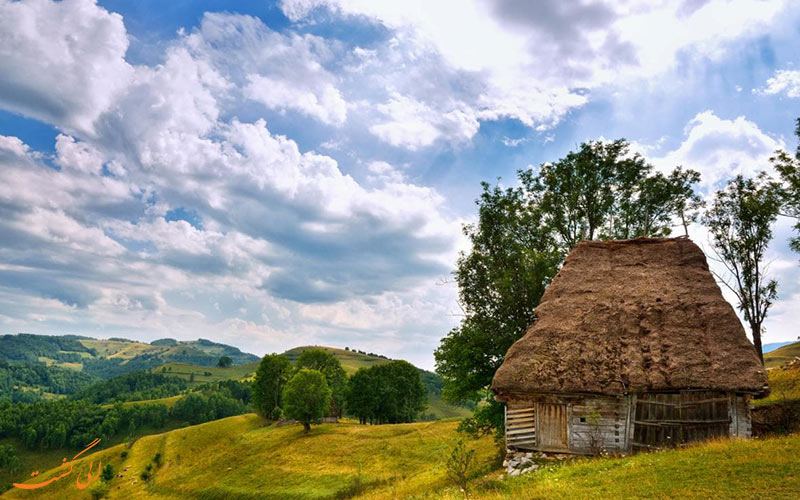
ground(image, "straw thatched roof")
xmin=492 ymin=237 xmax=769 ymax=400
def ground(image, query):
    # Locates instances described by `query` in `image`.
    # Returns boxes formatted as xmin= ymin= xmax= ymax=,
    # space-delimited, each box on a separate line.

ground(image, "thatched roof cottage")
xmin=491 ymin=237 xmax=769 ymax=455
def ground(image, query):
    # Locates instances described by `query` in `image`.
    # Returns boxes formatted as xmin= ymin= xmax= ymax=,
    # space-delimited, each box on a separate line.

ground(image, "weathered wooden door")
xmin=536 ymin=403 xmax=569 ymax=451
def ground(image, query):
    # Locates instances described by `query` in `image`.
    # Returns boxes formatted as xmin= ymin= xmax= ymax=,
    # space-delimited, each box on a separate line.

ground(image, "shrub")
xmin=445 ymin=440 xmax=476 ymax=495
xmin=100 ymin=463 xmax=115 ymax=482
xmin=89 ymin=482 xmax=110 ymax=500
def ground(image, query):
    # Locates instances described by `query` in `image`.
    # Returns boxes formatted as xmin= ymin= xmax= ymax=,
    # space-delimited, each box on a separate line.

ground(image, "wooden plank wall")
xmin=569 ymin=396 xmax=630 ymax=454
xmin=505 ymin=403 xmax=536 ymax=450
xmin=632 ymin=391 xmax=731 ymax=450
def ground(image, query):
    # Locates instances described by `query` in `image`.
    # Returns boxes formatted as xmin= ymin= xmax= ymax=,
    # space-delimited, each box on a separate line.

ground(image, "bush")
xmin=100 ymin=463 xmax=115 ymax=482
xmin=89 ymin=482 xmax=110 ymax=500
xmin=445 ymin=440 xmax=476 ymax=495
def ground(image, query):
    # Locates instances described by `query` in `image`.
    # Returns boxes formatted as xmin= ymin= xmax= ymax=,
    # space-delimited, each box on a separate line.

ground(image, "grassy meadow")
xmin=756 ymin=366 xmax=800 ymax=406
xmin=283 ymin=346 xmax=393 ymax=376
xmin=148 ymin=362 xmax=260 ymax=386
xmin=4 ymin=413 xmax=800 ymax=500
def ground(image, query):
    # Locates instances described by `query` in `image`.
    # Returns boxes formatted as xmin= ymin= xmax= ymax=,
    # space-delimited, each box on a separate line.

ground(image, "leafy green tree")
xmin=612 ymin=167 xmax=702 ymax=239
xmin=773 ymin=117 xmax=800 ymax=253
xmin=251 ymin=354 xmax=293 ymax=419
xmin=217 ymin=356 xmax=233 ymax=368
xmin=522 ymin=139 xmax=701 ymax=246
xmin=282 ymin=369 xmax=331 ymax=432
xmin=345 ymin=361 xmax=427 ymax=424
xmin=435 ymin=181 xmax=562 ymax=440
xmin=0 ymin=443 xmax=21 ymax=472
xmin=704 ymin=173 xmax=783 ymax=363
xmin=295 ymin=349 xmax=347 ymax=418
xmin=345 ymin=367 xmax=377 ymax=424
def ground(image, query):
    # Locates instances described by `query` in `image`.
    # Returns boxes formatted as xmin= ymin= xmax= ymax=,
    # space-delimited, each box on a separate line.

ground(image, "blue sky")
xmin=0 ymin=0 xmax=799 ymax=369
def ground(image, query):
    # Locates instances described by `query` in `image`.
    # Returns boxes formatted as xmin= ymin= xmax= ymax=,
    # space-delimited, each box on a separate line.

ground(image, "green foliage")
xmin=295 ymin=349 xmax=348 ymax=417
xmin=0 ymin=334 xmax=94 ymax=364
xmin=0 ymin=360 xmax=100 ymax=402
xmin=169 ymin=391 xmax=246 ymax=426
xmin=456 ymin=396 xmax=505 ymax=444
xmin=282 ymin=369 xmax=331 ymax=432
xmin=345 ymin=360 xmax=427 ymax=424
xmin=100 ymin=463 xmax=115 ymax=482
xmin=251 ymin=354 xmax=293 ymax=419
xmin=0 ymin=399 xmax=169 ymax=450
xmin=773 ymin=117 xmax=800 ymax=253
xmin=89 ymin=481 xmax=110 ymax=499
xmin=217 ymin=356 xmax=233 ymax=368
xmin=704 ymin=173 xmax=783 ymax=362
xmin=444 ymin=440 xmax=476 ymax=495
xmin=71 ymin=371 xmax=187 ymax=404
xmin=435 ymin=181 xmax=562 ymax=406
xmin=0 ymin=444 xmax=21 ymax=472
xmin=522 ymin=139 xmax=701 ymax=248
xmin=150 ymin=338 xmax=178 ymax=346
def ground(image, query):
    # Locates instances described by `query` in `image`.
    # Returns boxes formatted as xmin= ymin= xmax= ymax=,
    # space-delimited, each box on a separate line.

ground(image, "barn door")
xmin=536 ymin=403 xmax=569 ymax=451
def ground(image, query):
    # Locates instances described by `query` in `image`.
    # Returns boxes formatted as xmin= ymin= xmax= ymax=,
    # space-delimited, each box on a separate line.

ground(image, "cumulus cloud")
xmin=0 ymin=5 xmax=464 ymax=363
xmin=281 ymin=0 xmax=790 ymax=143
xmin=755 ymin=69 xmax=800 ymax=98
xmin=0 ymin=0 xmax=132 ymax=134
xmin=368 ymin=93 xmax=479 ymax=150
xmin=649 ymin=111 xmax=784 ymax=190
xmin=184 ymin=13 xmax=348 ymax=125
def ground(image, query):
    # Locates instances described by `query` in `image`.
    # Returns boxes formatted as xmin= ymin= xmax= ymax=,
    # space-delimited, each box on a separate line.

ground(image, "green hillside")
xmin=765 ymin=341 xmax=800 ymax=369
xmin=151 ymin=346 xmax=470 ymax=420
xmin=5 ymin=414 xmax=800 ymax=500
xmin=282 ymin=346 xmax=471 ymax=420
xmin=148 ymin=361 xmax=259 ymax=387
xmin=0 ymin=334 xmax=259 ymax=382
xmin=282 ymin=345 xmax=391 ymax=375
xmin=757 ymin=365 xmax=800 ymax=406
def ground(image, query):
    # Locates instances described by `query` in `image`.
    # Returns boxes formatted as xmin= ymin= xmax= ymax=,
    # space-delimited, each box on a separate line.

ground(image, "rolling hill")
xmin=149 ymin=345 xmax=471 ymax=420
xmin=764 ymin=341 xmax=800 ymax=369
xmin=4 ymin=414 xmax=800 ymax=500
xmin=0 ymin=334 xmax=259 ymax=381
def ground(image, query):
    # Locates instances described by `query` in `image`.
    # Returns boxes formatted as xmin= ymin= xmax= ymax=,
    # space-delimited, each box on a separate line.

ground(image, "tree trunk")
xmin=302 ymin=422 xmax=311 ymax=433
xmin=751 ymin=321 xmax=764 ymax=365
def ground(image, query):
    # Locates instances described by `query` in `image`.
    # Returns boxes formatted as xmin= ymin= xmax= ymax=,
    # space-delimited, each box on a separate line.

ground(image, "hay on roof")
xmin=492 ymin=237 xmax=769 ymax=400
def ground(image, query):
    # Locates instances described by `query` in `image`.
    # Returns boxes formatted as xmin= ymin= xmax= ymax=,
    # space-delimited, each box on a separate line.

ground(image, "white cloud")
xmin=0 ymin=5 xmax=464 ymax=363
xmin=184 ymin=13 xmax=348 ymax=126
xmin=755 ymin=69 xmax=800 ymax=98
xmin=55 ymin=134 xmax=106 ymax=174
xmin=0 ymin=0 xmax=132 ymax=134
xmin=649 ymin=110 xmax=784 ymax=190
xmin=281 ymin=0 xmax=791 ymax=143
xmin=368 ymin=93 xmax=479 ymax=149
xmin=245 ymin=75 xmax=347 ymax=125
